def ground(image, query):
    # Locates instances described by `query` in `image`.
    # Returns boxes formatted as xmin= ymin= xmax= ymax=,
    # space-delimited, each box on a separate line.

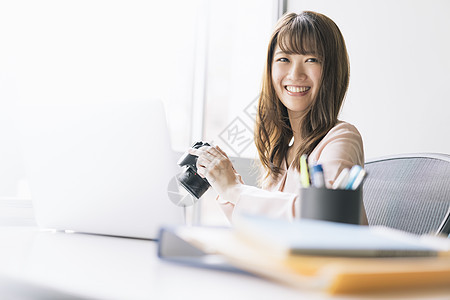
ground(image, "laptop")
xmin=14 ymin=99 xmax=184 ymax=239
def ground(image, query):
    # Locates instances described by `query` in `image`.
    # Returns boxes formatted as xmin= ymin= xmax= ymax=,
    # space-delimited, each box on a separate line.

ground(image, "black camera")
xmin=177 ymin=141 xmax=211 ymax=199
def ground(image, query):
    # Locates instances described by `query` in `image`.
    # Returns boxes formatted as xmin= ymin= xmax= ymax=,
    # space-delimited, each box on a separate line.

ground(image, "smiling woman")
xmin=188 ymin=11 xmax=367 ymax=225
xmin=257 ymin=11 xmax=352 ymax=178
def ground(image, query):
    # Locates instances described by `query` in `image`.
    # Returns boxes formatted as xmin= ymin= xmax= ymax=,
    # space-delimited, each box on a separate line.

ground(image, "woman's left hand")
xmin=188 ymin=145 xmax=243 ymax=202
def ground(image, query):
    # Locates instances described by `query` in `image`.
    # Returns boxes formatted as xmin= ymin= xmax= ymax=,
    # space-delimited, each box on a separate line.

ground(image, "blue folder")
xmin=157 ymin=226 xmax=250 ymax=274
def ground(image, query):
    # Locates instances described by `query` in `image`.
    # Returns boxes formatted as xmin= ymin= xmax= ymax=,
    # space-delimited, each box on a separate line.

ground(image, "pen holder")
xmin=299 ymin=188 xmax=362 ymax=225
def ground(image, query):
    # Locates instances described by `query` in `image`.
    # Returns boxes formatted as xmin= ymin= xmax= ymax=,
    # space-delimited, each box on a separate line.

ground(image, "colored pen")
xmin=332 ymin=168 xmax=350 ymax=190
xmin=345 ymin=165 xmax=363 ymax=190
xmin=300 ymin=154 xmax=310 ymax=188
xmin=351 ymin=169 xmax=367 ymax=190
xmin=310 ymin=164 xmax=325 ymax=188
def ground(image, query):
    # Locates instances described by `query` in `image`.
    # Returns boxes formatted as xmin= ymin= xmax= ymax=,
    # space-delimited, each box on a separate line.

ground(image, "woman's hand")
xmin=188 ymin=145 xmax=243 ymax=203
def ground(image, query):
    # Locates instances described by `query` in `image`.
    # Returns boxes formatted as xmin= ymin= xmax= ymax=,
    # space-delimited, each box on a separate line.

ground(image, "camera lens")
xmin=175 ymin=141 xmax=211 ymax=200
xmin=176 ymin=168 xmax=210 ymax=199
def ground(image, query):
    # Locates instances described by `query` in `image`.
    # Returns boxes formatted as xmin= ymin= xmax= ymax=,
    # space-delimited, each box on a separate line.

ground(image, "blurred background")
xmin=1 ymin=0 xmax=449 ymax=223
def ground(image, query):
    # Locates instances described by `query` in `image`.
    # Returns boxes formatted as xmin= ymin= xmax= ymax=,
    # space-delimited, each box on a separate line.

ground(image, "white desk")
xmin=0 ymin=226 xmax=449 ymax=300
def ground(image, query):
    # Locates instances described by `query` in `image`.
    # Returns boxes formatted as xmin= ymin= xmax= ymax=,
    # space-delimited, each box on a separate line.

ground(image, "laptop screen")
xmin=15 ymin=99 xmax=184 ymax=239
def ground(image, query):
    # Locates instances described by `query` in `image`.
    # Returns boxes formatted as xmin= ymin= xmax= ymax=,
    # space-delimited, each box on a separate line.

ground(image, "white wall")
xmin=0 ymin=0 xmax=199 ymax=197
xmin=288 ymin=0 xmax=450 ymax=159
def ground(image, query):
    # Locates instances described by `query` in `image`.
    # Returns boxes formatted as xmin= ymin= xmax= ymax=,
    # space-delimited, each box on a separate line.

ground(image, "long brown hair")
xmin=255 ymin=11 xmax=350 ymax=182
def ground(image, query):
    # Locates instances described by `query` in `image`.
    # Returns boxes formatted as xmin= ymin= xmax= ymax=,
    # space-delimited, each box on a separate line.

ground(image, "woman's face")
xmin=271 ymin=45 xmax=322 ymax=118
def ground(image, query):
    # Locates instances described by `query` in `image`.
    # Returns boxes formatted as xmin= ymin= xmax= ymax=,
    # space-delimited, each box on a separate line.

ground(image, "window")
xmin=201 ymin=0 xmax=275 ymax=159
xmin=193 ymin=0 xmax=277 ymax=224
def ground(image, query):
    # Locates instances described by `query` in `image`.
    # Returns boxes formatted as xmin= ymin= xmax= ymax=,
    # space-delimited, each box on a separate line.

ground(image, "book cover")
xmin=234 ymin=215 xmax=441 ymax=258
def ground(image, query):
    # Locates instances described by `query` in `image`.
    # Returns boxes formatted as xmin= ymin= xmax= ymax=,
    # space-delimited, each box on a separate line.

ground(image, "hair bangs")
xmin=277 ymin=16 xmax=323 ymax=59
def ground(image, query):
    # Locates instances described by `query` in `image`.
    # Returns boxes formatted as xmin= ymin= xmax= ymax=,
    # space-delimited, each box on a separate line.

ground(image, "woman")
xmin=189 ymin=11 xmax=367 ymax=224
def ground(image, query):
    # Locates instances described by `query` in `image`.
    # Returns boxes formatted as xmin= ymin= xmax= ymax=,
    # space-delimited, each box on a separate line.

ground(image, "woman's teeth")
xmin=286 ymin=86 xmax=311 ymax=93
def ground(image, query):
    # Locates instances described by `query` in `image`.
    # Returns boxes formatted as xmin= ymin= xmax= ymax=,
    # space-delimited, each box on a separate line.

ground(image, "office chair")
xmin=363 ymin=153 xmax=450 ymax=236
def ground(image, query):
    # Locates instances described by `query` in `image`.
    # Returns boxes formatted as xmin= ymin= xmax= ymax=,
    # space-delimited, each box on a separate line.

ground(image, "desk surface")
xmin=0 ymin=226 xmax=449 ymax=300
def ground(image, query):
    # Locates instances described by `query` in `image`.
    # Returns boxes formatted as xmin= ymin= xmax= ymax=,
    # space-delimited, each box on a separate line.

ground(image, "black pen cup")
xmin=299 ymin=188 xmax=362 ymax=225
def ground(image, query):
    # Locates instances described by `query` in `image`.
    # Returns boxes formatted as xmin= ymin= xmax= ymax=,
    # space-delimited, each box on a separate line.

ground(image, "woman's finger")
xmin=188 ymin=144 xmax=212 ymax=154
xmin=196 ymin=155 xmax=212 ymax=168
xmin=188 ymin=147 xmax=214 ymax=162
xmin=196 ymin=165 xmax=207 ymax=178
xmin=215 ymin=145 xmax=229 ymax=158
xmin=188 ymin=148 xmax=202 ymax=157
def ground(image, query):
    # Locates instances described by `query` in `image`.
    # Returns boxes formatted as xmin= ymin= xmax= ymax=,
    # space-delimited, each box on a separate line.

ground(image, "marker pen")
xmin=345 ymin=165 xmax=363 ymax=190
xmin=310 ymin=164 xmax=325 ymax=188
xmin=332 ymin=168 xmax=350 ymax=190
xmin=351 ymin=169 xmax=367 ymax=190
xmin=300 ymin=154 xmax=310 ymax=188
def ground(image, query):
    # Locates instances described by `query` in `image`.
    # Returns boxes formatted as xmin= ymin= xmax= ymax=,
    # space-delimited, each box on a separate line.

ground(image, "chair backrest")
xmin=363 ymin=153 xmax=450 ymax=236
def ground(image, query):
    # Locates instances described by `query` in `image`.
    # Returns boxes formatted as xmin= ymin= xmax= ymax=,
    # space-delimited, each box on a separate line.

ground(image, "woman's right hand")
xmin=188 ymin=145 xmax=243 ymax=203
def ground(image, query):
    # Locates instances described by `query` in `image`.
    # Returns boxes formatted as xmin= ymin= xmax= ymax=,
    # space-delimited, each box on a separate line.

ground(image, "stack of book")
xmin=158 ymin=215 xmax=450 ymax=294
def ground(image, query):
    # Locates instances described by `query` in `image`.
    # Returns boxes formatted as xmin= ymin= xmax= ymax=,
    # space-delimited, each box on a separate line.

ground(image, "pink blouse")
xmin=218 ymin=121 xmax=364 ymax=223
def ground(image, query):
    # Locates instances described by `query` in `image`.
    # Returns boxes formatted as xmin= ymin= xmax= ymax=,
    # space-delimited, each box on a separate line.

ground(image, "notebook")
xmin=233 ymin=215 xmax=440 ymax=257
xmin=14 ymin=99 xmax=184 ymax=239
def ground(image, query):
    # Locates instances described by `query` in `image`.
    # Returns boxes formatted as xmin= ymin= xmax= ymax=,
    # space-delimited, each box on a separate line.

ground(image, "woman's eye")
xmin=277 ymin=57 xmax=289 ymax=63
xmin=306 ymin=58 xmax=319 ymax=63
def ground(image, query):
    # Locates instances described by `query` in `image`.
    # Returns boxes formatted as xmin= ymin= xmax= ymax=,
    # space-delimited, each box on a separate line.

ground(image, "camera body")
xmin=177 ymin=141 xmax=211 ymax=199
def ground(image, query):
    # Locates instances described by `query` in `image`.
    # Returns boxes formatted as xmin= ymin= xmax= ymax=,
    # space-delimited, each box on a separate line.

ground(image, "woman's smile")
xmin=285 ymin=85 xmax=311 ymax=96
